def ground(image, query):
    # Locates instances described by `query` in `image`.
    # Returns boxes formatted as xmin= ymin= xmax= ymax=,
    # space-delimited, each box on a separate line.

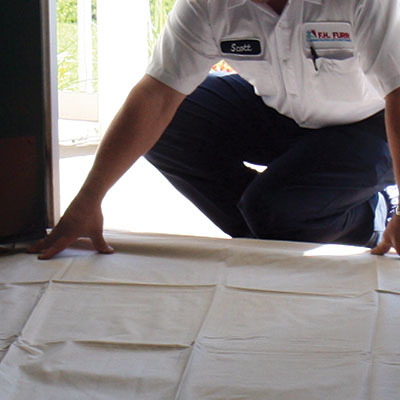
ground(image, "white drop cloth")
xmin=0 ymin=232 xmax=399 ymax=399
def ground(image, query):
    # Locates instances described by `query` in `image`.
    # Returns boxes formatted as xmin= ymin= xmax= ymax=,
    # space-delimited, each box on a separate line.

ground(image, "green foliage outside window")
xmin=57 ymin=0 xmax=77 ymax=24
xmin=149 ymin=0 xmax=175 ymax=55
xmin=57 ymin=0 xmax=97 ymax=92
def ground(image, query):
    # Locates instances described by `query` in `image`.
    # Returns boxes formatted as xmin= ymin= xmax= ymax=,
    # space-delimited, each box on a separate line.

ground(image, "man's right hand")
xmin=28 ymin=196 xmax=113 ymax=260
xmin=28 ymin=75 xmax=185 ymax=260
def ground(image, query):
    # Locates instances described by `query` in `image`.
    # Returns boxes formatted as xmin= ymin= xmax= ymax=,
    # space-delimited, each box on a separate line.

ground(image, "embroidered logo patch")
xmin=306 ymin=29 xmax=351 ymax=43
xmin=303 ymin=22 xmax=353 ymax=50
xmin=220 ymin=39 xmax=262 ymax=55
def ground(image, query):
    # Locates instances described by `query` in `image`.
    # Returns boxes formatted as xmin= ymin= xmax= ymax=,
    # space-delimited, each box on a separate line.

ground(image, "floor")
xmin=59 ymin=122 xmax=228 ymax=239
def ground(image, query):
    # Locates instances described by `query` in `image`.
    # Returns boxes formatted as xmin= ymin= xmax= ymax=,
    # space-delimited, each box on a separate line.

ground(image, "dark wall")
xmin=0 ymin=1 xmax=48 ymax=243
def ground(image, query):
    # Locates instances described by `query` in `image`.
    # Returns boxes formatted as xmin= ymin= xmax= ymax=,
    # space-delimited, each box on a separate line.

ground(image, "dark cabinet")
xmin=0 ymin=1 xmax=53 ymax=243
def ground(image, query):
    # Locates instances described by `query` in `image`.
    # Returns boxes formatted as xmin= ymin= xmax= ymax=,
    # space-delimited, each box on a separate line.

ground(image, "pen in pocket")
xmin=310 ymin=46 xmax=319 ymax=71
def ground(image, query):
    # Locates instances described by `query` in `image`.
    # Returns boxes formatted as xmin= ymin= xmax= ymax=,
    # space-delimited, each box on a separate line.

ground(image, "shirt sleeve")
xmin=146 ymin=0 xmax=221 ymax=95
xmin=354 ymin=0 xmax=400 ymax=98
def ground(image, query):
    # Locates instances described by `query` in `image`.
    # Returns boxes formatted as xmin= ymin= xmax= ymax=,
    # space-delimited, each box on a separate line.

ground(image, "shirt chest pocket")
xmin=302 ymin=21 xmax=367 ymax=102
xmin=308 ymin=52 xmax=366 ymax=102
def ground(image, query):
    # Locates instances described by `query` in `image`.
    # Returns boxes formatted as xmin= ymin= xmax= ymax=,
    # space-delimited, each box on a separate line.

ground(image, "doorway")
xmin=53 ymin=0 xmax=228 ymax=238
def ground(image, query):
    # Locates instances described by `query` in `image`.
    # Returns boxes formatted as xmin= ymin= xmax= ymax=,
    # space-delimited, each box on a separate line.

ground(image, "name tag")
xmin=220 ymin=39 xmax=262 ymax=55
xmin=304 ymin=22 xmax=354 ymax=49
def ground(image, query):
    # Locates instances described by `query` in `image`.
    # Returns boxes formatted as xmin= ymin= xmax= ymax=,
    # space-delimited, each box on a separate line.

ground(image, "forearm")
xmin=370 ymin=87 xmax=400 ymax=255
xmin=76 ymin=75 xmax=186 ymax=204
xmin=385 ymin=87 xmax=400 ymax=190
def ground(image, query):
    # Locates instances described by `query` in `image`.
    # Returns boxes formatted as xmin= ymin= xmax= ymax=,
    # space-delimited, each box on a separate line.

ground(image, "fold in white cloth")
xmin=1 ymin=232 xmax=399 ymax=399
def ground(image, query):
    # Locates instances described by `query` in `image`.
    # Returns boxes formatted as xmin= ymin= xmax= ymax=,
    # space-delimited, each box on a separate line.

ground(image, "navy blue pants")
xmin=145 ymin=74 xmax=394 ymax=246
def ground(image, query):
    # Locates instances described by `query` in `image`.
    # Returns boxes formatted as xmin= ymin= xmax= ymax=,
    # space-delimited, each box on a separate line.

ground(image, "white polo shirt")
xmin=146 ymin=0 xmax=400 ymax=128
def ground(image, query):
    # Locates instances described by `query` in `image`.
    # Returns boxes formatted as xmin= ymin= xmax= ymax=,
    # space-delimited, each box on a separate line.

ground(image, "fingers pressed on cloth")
xmin=371 ymin=239 xmax=391 ymax=255
xmin=91 ymin=233 xmax=114 ymax=254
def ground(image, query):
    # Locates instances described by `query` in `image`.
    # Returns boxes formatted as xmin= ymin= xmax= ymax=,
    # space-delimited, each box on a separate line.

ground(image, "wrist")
xmin=72 ymin=187 xmax=104 ymax=210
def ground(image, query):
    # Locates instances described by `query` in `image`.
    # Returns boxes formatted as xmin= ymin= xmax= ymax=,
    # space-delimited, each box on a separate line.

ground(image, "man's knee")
xmin=238 ymin=187 xmax=296 ymax=239
xmin=238 ymin=185 xmax=339 ymax=242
